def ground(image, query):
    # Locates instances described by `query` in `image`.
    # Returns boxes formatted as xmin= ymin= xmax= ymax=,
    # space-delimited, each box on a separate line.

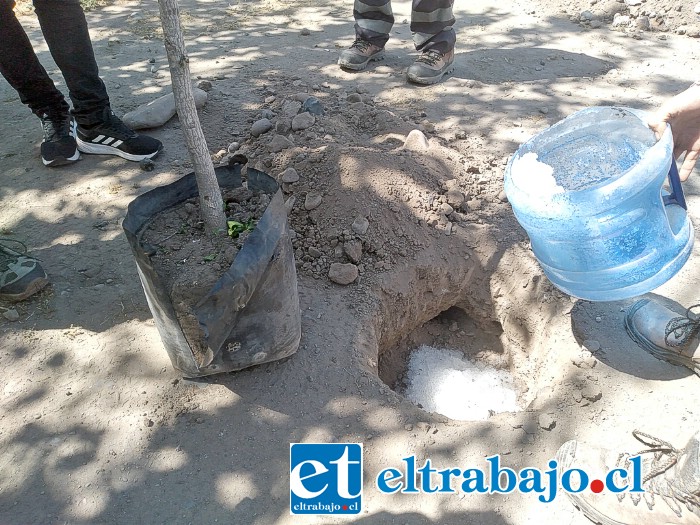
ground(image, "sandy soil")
xmin=2 ymin=0 xmax=700 ymax=524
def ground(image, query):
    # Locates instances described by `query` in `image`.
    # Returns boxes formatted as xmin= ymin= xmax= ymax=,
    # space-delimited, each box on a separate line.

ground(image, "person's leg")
xmin=32 ymin=0 xmax=110 ymax=127
xmin=406 ymin=0 xmax=455 ymax=84
xmin=0 ymin=0 xmax=79 ymax=166
xmin=354 ymin=0 xmax=394 ymax=49
xmin=0 ymin=0 xmax=69 ymax=118
xmin=32 ymin=0 xmax=161 ymax=161
xmin=339 ymin=0 xmax=392 ymax=71
xmin=410 ymin=0 xmax=455 ymax=53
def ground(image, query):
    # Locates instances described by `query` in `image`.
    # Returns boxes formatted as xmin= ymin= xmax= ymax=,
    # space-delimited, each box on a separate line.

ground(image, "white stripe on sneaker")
xmin=93 ymin=135 xmax=106 ymax=143
xmin=112 ymin=140 xmax=123 ymax=148
xmin=102 ymin=137 xmax=115 ymax=145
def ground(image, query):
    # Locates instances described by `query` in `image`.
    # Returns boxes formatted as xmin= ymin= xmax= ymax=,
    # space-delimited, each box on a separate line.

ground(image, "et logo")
xmin=289 ymin=443 xmax=363 ymax=515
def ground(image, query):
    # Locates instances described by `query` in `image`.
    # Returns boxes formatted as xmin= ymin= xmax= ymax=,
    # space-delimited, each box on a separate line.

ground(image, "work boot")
xmin=338 ymin=39 xmax=385 ymax=71
xmin=557 ymin=430 xmax=700 ymax=525
xmin=0 ymin=239 xmax=49 ymax=302
xmin=625 ymin=298 xmax=700 ymax=376
xmin=406 ymin=48 xmax=455 ymax=85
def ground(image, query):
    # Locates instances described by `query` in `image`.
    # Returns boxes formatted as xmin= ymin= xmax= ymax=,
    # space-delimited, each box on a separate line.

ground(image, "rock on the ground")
xmin=446 ymin=189 xmax=465 ymax=207
xmin=280 ymin=167 xmax=300 ymax=183
xmin=282 ymin=100 xmax=302 ymax=117
xmin=122 ymin=88 xmax=208 ymax=130
xmin=196 ymin=79 xmax=213 ymax=92
xmin=304 ymin=191 xmax=322 ymax=210
xmin=328 ymin=263 xmax=359 ymax=285
xmin=228 ymin=141 xmax=240 ymax=154
xmin=581 ymin=385 xmax=603 ymax=402
xmin=351 ymin=216 xmax=369 ymax=235
xmin=539 ymin=413 xmax=556 ymax=431
xmin=343 ymin=240 xmax=363 ymax=264
xmin=251 ymin=118 xmax=273 ymax=137
xmin=302 ymin=96 xmax=325 ymax=116
xmin=3 ymin=309 xmax=20 ymax=322
xmin=269 ymin=135 xmax=293 ymax=153
xmin=292 ymin=112 xmax=315 ymax=131
xmin=404 ymin=129 xmax=429 ymax=151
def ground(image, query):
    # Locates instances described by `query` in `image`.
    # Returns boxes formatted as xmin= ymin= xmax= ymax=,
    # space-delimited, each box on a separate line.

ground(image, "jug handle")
xmin=663 ymin=161 xmax=688 ymax=210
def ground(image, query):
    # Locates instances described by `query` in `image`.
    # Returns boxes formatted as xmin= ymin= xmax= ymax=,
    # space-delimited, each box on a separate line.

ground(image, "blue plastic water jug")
xmin=503 ymin=106 xmax=694 ymax=301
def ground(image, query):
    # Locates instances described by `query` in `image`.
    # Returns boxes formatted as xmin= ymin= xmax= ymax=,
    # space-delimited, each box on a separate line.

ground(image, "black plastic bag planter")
xmin=122 ymin=163 xmax=301 ymax=378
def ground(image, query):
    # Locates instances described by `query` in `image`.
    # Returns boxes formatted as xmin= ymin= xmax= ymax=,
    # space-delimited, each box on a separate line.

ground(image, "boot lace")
xmin=665 ymin=304 xmax=700 ymax=347
xmin=613 ymin=430 xmax=700 ymax=518
xmin=415 ymin=49 xmax=445 ymax=66
xmin=0 ymin=238 xmax=32 ymax=272
xmin=350 ymin=39 xmax=373 ymax=52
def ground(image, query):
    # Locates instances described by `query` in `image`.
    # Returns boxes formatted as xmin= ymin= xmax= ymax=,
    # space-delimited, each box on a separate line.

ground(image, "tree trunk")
xmin=157 ymin=0 xmax=227 ymax=235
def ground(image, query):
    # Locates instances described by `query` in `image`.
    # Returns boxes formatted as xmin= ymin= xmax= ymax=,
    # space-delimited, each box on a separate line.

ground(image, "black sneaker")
xmin=40 ymin=113 xmax=80 ymax=167
xmin=0 ymin=239 xmax=49 ymax=302
xmin=76 ymin=108 xmax=163 ymax=162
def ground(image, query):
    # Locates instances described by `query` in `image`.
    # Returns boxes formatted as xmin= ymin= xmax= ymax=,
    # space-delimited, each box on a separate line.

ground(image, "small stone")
xmin=195 ymin=417 xmax=204 ymax=424
xmin=416 ymin=422 xmax=431 ymax=433
xmin=269 ymin=135 xmax=293 ymax=153
xmin=612 ymin=14 xmax=631 ymax=27
xmin=107 ymin=36 xmax=121 ymax=46
xmin=581 ymin=385 xmax=603 ymax=402
xmin=404 ymin=424 xmax=414 ymax=431
xmin=466 ymin=199 xmax=483 ymax=211
xmin=580 ymin=10 xmax=594 ymax=20
xmin=139 ymin=158 xmax=155 ymax=172
xmin=264 ymin=96 xmax=276 ymax=105
xmin=539 ymin=107 xmax=549 ymax=114
xmin=293 ymin=93 xmax=311 ymax=103
xmin=498 ymin=190 xmax=508 ymax=203
xmin=328 ymin=263 xmax=359 ymax=285
xmin=351 ymin=216 xmax=369 ymax=235
xmin=455 ymin=130 xmax=468 ymax=140
xmin=143 ymin=417 xmax=154 ymax=427
xmin=304 ymin=191 xmax=322 ymax=210
xmin=123 ymin=88 xmax=208 ymax=130
xmin=403 ymin=129 xmax=429 ymax=151
xmin=538 ymin=413 xmax=556 ymax=431
xmin=300 ymin=28 xmax=311 ymax=36
xmin=636 ymin=16 xmax=651 ymax=30
xmin=280 ymin=167 xmax=300 ymax=183
xmin=582 ymin=339 xmax=601 ymax=352
xmin=302 ymin=96 xmax=325 ymax=116
xmin=446 ymin=190 xmax=465 ymax=207
xmin=261 ymin=108 xmax=275 ymax=120
xmin=274 ymin=118 xmax=291 ymax=134
xmin=308 ymin=247 xmax=322 ymax=258
xmin=197 ymin=80 xmax=213 ymax=92
xmin=3 ymin=309 xmax=20 ymax=322
xmin=346 ymin=93 xmax=363 ymax=103
xmin=343 ymin=240 xmax=363 ymax=264
xmin=292 ymin=112 xmax=315 ymax=131
xmin=282 ymin=100 xmax=302 ymax=117
xmin=227 ymin=142 xmax=240 ymax=154
xmin=251 ymin=118 xmax=273 ymax=137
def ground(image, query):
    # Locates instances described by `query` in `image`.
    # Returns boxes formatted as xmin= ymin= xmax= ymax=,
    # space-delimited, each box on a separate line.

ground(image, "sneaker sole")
xmin=338 ymin=51 xmax=385 ymax=71
xmin=407 ymin=65 xmax=455 ymax=85
xmin=0 ymin=276 xmax=49 ymax=302
xmin=624 ymin=298 xmax=700 ymax=376
xmin=42 ymin=150 xmax=80 ymax=167
xmin=76 ymin=138 xmax=162 ymax=162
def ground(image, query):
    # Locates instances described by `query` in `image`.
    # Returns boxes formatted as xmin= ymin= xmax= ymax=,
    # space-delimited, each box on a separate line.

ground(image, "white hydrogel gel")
xmin=510 ymin=152 xmax=564 ymax=196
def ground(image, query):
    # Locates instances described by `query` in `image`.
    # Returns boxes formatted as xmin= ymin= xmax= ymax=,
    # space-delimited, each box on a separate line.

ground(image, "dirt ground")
xmin=2 ymin=0 xmax=700 ymax=524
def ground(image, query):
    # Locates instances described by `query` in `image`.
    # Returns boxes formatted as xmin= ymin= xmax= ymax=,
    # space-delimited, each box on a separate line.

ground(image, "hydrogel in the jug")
xmin=504 ymin=106 xmax=694 ymax=301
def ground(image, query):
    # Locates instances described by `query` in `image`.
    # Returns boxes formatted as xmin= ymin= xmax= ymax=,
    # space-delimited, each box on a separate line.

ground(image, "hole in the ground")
xmin=379 ymin=306 xmax=528 ymax=421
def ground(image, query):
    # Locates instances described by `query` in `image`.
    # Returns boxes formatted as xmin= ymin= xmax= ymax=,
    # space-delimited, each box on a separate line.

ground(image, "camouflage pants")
xmin=353 ymin=0 xmax=456 ymax=53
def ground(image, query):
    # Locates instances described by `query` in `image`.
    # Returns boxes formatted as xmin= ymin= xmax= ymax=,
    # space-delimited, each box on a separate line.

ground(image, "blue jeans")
xmin=0 ymin=0 xmax=110 ymax=125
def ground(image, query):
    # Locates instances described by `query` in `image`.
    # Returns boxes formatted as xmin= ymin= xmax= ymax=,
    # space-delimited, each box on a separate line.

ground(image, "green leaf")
xmin=203 ymin=253 xmax=216 ymax=262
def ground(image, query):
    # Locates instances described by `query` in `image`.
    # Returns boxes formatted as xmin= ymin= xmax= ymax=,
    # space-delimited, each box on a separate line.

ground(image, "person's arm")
xmin=648 ymin=82 xmax=700 ymax=181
